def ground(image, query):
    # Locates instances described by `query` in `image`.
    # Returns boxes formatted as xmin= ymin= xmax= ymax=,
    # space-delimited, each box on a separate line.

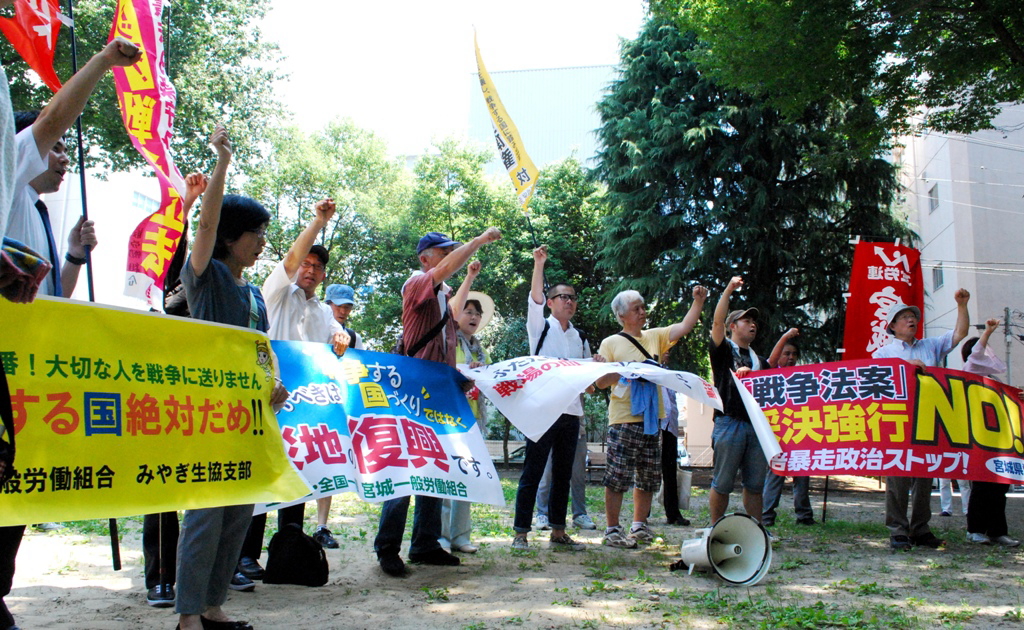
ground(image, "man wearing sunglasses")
xmin=511 ymin=245 xmax=600 ymax=552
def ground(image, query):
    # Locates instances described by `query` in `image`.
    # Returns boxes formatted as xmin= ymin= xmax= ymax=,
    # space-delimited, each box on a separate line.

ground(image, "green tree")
xmin=243 ymin=120 xmax=412 ymax=347
xmin=2 ymin=0 xmax=283 ymax=175
xmin=651 ymin=0 xmax=1024 ymax=142
xmin=593 ymin=19 xmax=912 ymax=367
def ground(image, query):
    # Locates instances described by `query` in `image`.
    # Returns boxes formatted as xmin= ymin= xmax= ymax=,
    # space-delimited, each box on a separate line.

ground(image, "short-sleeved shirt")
xmin=402 ymin=270 xmax=456 ymax=366
xmin=526 ymin=296 xmax=592 ymax=415
xmin=710 ymin=338 xmax=767 ymax=421
xmin=598 ymin=326 xmax=674 ymax=426
xmin=7 ymin=127 xmax=53 ymax=295
xmin=871 ymin=330 xmax=954 ymax=368
xmin=262 ymin=260 xmax=342 ymax=343
xmin=182 ymin=256 xmax=268 ymax=332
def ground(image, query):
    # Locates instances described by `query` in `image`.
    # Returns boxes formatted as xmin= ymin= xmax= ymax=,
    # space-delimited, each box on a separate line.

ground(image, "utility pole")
xmin=1006 ymin=307 xmax=1013 ymax=384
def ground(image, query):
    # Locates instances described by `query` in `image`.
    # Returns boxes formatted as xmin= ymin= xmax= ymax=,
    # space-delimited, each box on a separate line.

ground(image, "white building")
xmin=896 ymin=104 xmax=1024 ymax=381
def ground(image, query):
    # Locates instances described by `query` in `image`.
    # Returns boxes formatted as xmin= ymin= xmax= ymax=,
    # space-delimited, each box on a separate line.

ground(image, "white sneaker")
xmin=603 ymin=526 xmax=638 ymax=549
xmin=511 ymin=536 xmax=530 ymax=551
xmin=534 ymin=514 xmax=551 ymax=530
xmin=628 ymin=523 xmax=655 ymax=543
xmin=573 ymin=514 xmax=597 ymax=530
xmin=967 ymin=532 xmax=992 ymax=544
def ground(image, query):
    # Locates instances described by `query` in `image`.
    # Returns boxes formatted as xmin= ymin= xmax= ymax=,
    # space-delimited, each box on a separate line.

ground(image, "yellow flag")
xmin=474 ymin=34 xmax=540 ymax=212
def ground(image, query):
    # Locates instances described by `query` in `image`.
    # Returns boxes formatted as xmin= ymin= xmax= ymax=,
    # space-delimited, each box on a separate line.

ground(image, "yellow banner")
xmin=0 ymin=298 xmax=309 ymax=526
xmin=474 ymin=33 xmax=540 ymax=212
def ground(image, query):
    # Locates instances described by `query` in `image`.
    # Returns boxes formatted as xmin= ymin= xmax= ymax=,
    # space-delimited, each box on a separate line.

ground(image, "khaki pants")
xmin=885 ymin=476 xmax=933 ymax=538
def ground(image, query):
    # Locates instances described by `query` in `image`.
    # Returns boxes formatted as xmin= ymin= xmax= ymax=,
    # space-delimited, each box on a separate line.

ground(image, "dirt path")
xmin=5 ymin=474 xmax=1024 ymax=629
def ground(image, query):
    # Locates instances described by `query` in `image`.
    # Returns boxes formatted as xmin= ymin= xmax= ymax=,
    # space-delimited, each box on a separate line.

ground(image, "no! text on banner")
xmin=0 ymin=298 xmax=309 ymax=526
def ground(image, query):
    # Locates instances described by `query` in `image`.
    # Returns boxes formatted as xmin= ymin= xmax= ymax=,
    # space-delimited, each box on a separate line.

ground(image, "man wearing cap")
xmin=237 ymin=200 xmax=351 ymax=582
xmin=325 ymin=284 xmax=364 ymax=350
xmin=374 ymin=227 xmax=501 ymax=577
xmin=707 ymin=276 xmax=770 ymax=526
xmin=511 ymin=245 xmax=599 ymax=552
xmin=872 ymin=290 xmax=971 ymax=551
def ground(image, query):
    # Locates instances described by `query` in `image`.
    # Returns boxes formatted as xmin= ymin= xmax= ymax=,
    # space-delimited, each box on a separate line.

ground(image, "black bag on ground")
xmin=262 ymin=523 xmax=329 ymax=586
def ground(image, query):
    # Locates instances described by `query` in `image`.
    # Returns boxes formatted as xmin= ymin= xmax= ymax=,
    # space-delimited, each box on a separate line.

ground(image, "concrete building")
xmin=895 ymin=104 xmax=1024 ymax=381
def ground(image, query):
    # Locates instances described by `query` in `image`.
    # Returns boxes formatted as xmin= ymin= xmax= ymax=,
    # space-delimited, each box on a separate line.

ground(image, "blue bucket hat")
xmin=325 ymin=284 xmax=355 ymax=306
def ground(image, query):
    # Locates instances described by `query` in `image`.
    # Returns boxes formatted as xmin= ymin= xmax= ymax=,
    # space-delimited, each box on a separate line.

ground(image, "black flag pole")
xmin=64 ymin=0 xmax=95 ymax=304
xmin=65 ymin=0 xmax=118 ymax=569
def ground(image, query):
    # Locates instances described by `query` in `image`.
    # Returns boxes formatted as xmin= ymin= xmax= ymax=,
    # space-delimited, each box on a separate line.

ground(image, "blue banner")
xmin=262 ymin=342 xmax=504 ymax=509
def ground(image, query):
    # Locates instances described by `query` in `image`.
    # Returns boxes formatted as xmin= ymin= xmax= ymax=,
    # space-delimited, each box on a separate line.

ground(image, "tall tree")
xmin=244 ymin=120 xmax=412 ymax=347
xmin=2 ymin=0 xmax=283 ymax=175
xmin=593 ymin=19 xmax=912 ymax=365
xmin=651 ymin=0 xmax=1024 ymax=142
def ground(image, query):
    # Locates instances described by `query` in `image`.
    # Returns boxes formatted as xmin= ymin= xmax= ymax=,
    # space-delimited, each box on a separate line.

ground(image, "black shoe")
xmin=313 ymin=527 xmax=340 ymax=549
xmin=666 ymin=516 xmax=691 ymax=526
xmin=200 ymin=618 xmax=254 ymax=630
xmin=912 ymin=532 xmax=945 ymax=548
xmin=378 ymin=553 xmax=407 ymax=577
xmin=228 ymin=572 xmax=255 ymax=592
xmin=890 ymin=535 xmax=912 ymax=551
xmin=145 ymin=583 xmax=175 ymax=607
xmin=236 ymin=556 xmax=264 ymax=580
xmin=408 ymin=548 xmax=460 ymax=566
xmin=796 ymin=518 xmax=817 ymax=526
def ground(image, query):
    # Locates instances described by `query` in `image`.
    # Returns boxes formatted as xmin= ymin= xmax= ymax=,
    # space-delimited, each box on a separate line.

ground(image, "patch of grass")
xmin=778 ymin=558 xmax=810 ymax=570
xmin=984 ymin=553 xmax=1003 ymax=567
xmin=633 ymin=568 xmax=659 ymax=584
xmin=551 ymin=597 xmax=582 ymax=607
xmin=421 ymin=586 xmax=450 ymax=602
xmin=1004 ymin=608 xmax=1024 ymax=622
xmin=936 ymin=607 xmax=978 ymax=623
xmin=582 ymin=580 xmax=619 ymax=596
xmin=583 ymin=561 xmax=622 ymax=580
xmin=461 ymin=623 xmax=486 ymax=630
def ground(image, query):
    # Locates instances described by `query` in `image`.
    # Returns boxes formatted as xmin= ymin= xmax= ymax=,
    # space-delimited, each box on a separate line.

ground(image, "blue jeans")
xmin=374 ymin=495 xmax=442 ymax=558
xmin=762 ymin=472 xmax=812 ymax=524
xmin=514 ymin=414 xmax=580 ymax=533
xmin=711 ymin=415 xmax=767 ymax=495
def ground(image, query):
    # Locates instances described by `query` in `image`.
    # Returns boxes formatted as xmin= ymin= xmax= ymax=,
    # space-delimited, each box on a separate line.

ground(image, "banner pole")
xmin=64 ymin=0 xmax=95 ymax=303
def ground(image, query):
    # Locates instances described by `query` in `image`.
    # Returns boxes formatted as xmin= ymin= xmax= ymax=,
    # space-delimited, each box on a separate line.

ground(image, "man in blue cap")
xmin=374 ymin=227 xmax=501 ymax=576
xmin=326 ymin=284 xmax=364 ymax=350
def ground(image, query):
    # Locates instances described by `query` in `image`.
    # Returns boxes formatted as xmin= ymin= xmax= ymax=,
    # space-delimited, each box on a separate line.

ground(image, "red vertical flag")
xmin=0 ymin=0 xmax=65 ymax=93
xmin=841 ymin=241 xmax=925 ymax=360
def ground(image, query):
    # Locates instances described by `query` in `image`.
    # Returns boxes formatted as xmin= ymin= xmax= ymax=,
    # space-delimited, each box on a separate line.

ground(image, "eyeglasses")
xmin=463 ymin=310 xmax=483 ymax=317
xmin=247 ymin=227 xmax=268 ymax=239
xmin=551 ymin=294 xmax=578 ymax=302
xmin=300 ymin=261 xmax=325 ymax=273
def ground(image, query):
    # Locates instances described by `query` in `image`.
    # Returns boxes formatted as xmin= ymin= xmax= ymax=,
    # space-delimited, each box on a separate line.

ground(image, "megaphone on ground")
xmin=676 ymin=513 xmax=771 ymax=586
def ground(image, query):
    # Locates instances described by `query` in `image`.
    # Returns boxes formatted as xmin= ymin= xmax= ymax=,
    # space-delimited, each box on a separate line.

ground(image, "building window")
xmin=933 ymin=263 xmax=944 ymax=290
xmin=133 ymin=191 xmax=159 ymax=215
xmin=928 ymin=184 xmax=939 ymax=213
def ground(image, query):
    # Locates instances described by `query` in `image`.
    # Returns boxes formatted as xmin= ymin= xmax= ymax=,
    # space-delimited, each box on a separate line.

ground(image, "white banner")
xmin=459 ymin=356 xmax=723 ymax=441
xmin=733 ymin=371 xmax=783 ymax=461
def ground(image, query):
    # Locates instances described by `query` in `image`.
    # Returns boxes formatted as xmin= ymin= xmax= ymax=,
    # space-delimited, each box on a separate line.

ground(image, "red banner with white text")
xmin=110 ymin=0 xmax=186 ymax=307
xmin=841 ymin=242 xmax=924 ymax=360
xmin=0 ymin=0 xmax=64 ymax=93
xmin=744 ymin=359 xmax=1024 ymax=483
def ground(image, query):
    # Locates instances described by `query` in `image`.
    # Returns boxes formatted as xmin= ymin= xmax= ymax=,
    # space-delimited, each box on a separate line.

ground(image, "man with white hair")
xmin=872 ymin=289 xmax=971 ymax=551
xmin=594 ymin=286 xmax=707 ymax=548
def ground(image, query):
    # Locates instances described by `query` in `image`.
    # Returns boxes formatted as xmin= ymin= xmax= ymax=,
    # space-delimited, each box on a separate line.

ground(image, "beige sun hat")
xmin=465 ymin=291 xmax=495 ymax=331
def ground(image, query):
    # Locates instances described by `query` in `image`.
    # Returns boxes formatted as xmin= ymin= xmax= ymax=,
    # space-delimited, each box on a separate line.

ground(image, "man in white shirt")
xmin=237 ymin=200 xmax=350 ymax=580
xmin=511 ymin=245 xmax=601 ymax=551
xmin=8 ymin=37 xmax=141 ymax=297
xmin=872 ymin=291 xmax=970 ymax=551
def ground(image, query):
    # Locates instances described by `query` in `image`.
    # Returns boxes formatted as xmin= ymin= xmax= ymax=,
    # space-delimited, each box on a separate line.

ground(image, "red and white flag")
xmin=0 ymin=0 xmax=69 ymax=93
xmin=841 ymin=241 xmax=924 ymax=360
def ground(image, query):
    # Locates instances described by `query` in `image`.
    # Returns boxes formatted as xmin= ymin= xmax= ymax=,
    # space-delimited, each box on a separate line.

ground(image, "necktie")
xmin=34 ymin=199 xmax=63 ymax=297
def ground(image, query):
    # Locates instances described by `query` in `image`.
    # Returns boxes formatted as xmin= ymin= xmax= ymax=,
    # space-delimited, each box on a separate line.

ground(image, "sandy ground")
xmin=5 ymin=472 xmax=1024 ymax=629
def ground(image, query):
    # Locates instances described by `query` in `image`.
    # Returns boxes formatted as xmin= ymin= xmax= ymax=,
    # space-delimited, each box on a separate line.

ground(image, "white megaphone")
xmin=677 ymin=513 xmax=771 ymax=586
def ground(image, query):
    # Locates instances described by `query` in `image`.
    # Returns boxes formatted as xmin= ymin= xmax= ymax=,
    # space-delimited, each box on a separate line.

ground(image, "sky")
xmin=61 ymin=0 xmax=649 ymax=307
xmin=260 ymin=0 xmax=648 ymax=156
